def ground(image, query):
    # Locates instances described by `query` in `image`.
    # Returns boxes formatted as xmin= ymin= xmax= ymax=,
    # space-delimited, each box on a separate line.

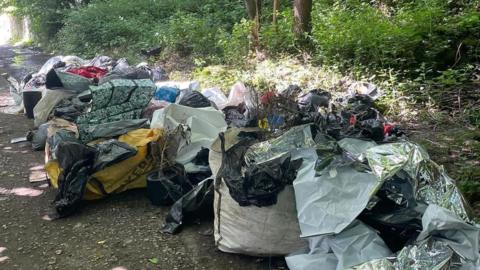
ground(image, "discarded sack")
xmin=46 ymin=129 xmax=165 ymax=204
xmin=178 ymin=91 xmax=212 ymax=108
xmin=33 ymin=88 xmax=75 ymax=127
xmin=76 ymin=79 xmax=155 ymax=142
xmin=150 ymin=103 xmax=227 ymax=170
xmin=162 ymin=178 xmax=214 ymax=234
xmin=214 ymin=177 xmax=307 ymax=256
xmin=146 ymin=164 xmax=190 ymax=206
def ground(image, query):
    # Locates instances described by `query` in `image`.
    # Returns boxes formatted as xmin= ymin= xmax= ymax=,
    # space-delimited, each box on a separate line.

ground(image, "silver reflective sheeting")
xmin=293 ymin=151 xmax=383 ymax=237
xmin=365 ymin=142 xmax=473 ymax=222
xmin=346 ymin=204 xmax=480 ymax=270
xmin=286 ymin=221 xmax=392 ymax=270
xmin=347 ymin=258 xmax=395 ymax=270
xmin=243 ymin=124 xmax=316 ymax=166
xmin=394 ymin=240 xmax=453 ymax=270
xmin=338 ymin=138 xmax=377 ymax=161
xmin=417 ymin=204 xmax=480 ymax=263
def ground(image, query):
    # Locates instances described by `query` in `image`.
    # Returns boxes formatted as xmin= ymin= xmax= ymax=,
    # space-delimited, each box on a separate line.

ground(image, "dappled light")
xmin=29 ymin=165 xmax=48 ymax=183
xmin=0 ymin=14 xmax=11 ymax=45
xmin=0 ymin=0 xmax=478 ymax=269
xmin=41 ymin=214 xmax=53 ymax=221
xmin=0 ymin=187 xmax=44 ymax=197
xmin=0 ymin=246 xmax=7 ymax=263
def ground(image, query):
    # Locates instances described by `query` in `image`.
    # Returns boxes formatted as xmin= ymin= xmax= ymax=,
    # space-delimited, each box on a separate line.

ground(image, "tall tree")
xmin=293 ymin=0 xmax=313 ymax=37
xmin=244 ymin=0 xmax=261 ymax=20
xmin=273 ymin=0 xmax=279 ymax=26
xmin=244 ymin=0 xmax=262 ymax=50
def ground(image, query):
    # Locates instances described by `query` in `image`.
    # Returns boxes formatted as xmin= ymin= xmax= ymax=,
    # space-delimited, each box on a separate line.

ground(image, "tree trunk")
xmin=293 ymin=0 xmax=312 ymax=37
xmin=273 ymin=0 xmax=279 ymax=25
xmin=244 ymin=0 xmax=262 ymax=51
xmin=244 ymin=0 xmax=261 ymax=20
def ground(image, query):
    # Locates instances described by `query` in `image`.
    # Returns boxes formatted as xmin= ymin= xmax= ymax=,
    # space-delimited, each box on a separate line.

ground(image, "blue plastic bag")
xmin=154 ymin=86 xmax=179 ymax=102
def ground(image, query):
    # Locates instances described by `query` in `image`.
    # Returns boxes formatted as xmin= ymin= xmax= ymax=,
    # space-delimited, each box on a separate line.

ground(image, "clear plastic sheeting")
xmin=150 ymin=103 xmax=227 ymax=170
xmin=202 ymin=87 xmax=228 ymax=109
xmin=365 ymin=142 xmax=473 ymax=222
xmin=286 ymin=221 xmax=392 ymax=270
xmin=293 ymin=149 xmax=383 ymax=237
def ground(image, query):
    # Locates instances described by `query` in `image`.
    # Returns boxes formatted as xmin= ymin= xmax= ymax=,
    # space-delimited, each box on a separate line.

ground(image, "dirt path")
xmin=0 ymin=105 xmax=286 ymax=270
xmin=0 ymin=45 xmax=286 ymax=270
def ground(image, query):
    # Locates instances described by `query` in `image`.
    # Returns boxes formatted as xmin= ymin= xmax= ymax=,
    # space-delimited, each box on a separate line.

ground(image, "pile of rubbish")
xmin=6 ymin=55 xmax=479 ymax=269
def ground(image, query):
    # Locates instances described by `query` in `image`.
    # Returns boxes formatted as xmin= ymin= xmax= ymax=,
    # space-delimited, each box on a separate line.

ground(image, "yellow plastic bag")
xmin=85 ymin=128 xmax=164 ymax=199
xmin=45 ymin=128 xmax=164 ymax=200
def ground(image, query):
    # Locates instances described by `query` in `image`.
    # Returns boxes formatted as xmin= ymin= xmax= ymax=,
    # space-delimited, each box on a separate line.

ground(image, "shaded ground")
xmin=0 ymin=45 xmax=286 ymax=270
xmin=1 ymin=44 xmax=478 ymax=270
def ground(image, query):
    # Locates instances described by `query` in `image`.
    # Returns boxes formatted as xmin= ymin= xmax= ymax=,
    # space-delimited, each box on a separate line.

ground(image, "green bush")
xmin=55 ymin=0 xmax=245 ymax=61
xmin=260 ymin=9 xmax=296 ymax=54
xmin=311 ymin=0 xmax=480 ymax=74
xmin=55 ymin=0 xmax=180 ymax=59
xmin=155 ymin=12 xmax=223 ymax=60
xmin=218 ymin=19 xmax=253 ymax=64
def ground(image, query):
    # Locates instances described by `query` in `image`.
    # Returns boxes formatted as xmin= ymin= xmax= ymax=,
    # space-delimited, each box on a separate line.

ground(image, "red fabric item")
xmin=260 ymin=91 xmax=276 ymax=105
xmin=384 ymin=124 xmax=394 ymax=135
xmin=66 ymin=66 xmax=107 ymax=79
xmin=349 ymin=114 xmax=357 ymax=126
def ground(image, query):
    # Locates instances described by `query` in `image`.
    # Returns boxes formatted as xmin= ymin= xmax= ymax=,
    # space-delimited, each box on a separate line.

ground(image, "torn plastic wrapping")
xmin=33 ymin=88 xmax=75 ymax=127
xmin=150 ymin=104 xmax=227 ymax=169
xmin=52 ymin=96 xmax=90 ymax=122
xmin=146 ymin=164 xmax=190 ymax=206
xmin=348 ymin=204 xmax=480 ymax=269
xmin=87 ymin=55 xmax=114 ymax=69
xmin=216 ymin=129 xmax=303 ymax=207
xmin=92 ymin=140 xmax=138 ymax=172
xmin=162 ymin=178 xmax=214 ymax=234
xmin=98 ymin=59 xmax=152 ymax=84
xmin=31 ymin=123 xmax=50 ymax=151
xmin=364 ymin=142 xmax=474 ymax=222
xmin=178 ymin=91 xmax=213 ymax=108
xmin=4 ymin=74 xmax=22 ymax=105
xmin=293 ymin=148 xmax=384 ymax=237
xmin=78 ymin=119 xmax=149 ymax=142
xmin=417 ymin=204 xmax=479 ymax=264
xmin=219 ymin=138 xmax=303 ymax=207
xmin=287 ymin=135 xmax=478 ymax=269
xmin=297 ymin=89 xmax=331 ymax=112
xmin=346 ymin=241 xmax=453 ymax=270
xmin=47 ymin=129 xmax=80 ymax=161
xmin=243 ymin=124 xmax=316 ymax=166
xmin=53 ymin=139 xmax=97 ymax=217
xmin=154 ymin=86 xmax=178 ymax=102
xmin=202 ymin=87 xmax=228 ymax=109
xmin=286 ymin=220 xmax=392 ymax=270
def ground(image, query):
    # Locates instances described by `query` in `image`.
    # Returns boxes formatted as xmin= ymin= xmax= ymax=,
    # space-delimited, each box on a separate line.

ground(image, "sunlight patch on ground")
xmin=112 ymin=267 xmax=128 ymax=270
xmin=0 ymin=14 xmax=12 ymax=45
xmin=0 ymin=187 xmax=44 ymax=197
xmin=41 ymin=214 xmax=53 ymax=221
xmin=29 ymin=165 xmax=48 ymax=183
